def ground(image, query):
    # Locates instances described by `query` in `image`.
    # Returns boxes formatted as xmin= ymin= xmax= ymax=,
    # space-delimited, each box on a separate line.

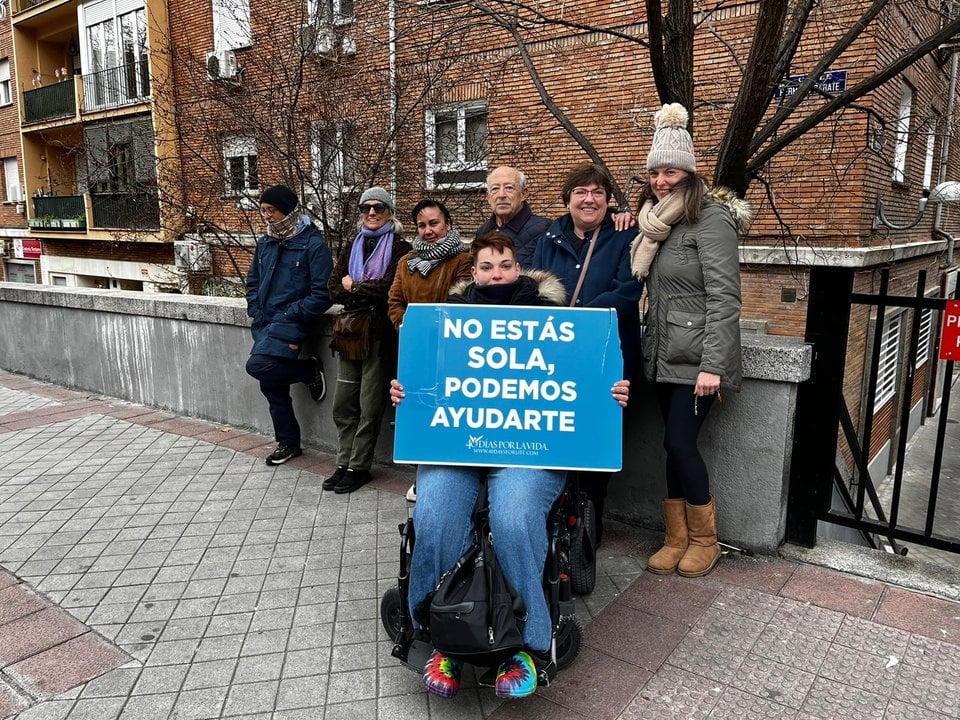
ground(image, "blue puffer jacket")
xmin=532 ymin=211 xmax=644 ymax=379
xmin=245 ymin=217 xmax=333 ymax=358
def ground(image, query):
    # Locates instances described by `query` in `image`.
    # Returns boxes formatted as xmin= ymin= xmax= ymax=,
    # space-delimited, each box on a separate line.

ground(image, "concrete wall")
xmin=0 ymin=283 xmax=812 ymax=551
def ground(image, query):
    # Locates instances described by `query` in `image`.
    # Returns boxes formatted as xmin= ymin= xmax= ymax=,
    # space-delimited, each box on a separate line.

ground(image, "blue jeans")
xmin=408 ymin=465 xmax=566 ymax=654
xmin=245 ymin=354 xmax=314 ymax=446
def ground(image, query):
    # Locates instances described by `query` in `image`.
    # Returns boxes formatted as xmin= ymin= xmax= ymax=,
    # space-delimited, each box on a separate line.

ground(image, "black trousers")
xmin=655 ymin=383 xmax=715 ymax=506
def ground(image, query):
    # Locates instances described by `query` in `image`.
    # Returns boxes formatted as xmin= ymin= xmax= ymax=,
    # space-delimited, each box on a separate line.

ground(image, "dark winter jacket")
xmin=245 ymin=218 xmax=333 ymax=358
xmin=474 ymin=202 xmax=551 ymax=267
xmin=328 ymin=229 xmax=411 ymax=359
xmin=531 ymin=211 xmax=644 ymax=379
xmin=641 ymin=187 xmax=751 ymax=391
xmin=447 ymin=269 xmax=567 ymax=307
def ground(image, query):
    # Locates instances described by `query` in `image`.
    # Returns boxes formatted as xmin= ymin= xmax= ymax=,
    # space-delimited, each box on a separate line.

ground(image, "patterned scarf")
xmin=629 ymin=190 xmax=688 ymax=278
xmin=348 ymin=224 xmax=395 ymax=281
xmin=266 ymin=207 xmax=303 ymax=240
xmin=407 ymin=228 xmax=467 ymax=277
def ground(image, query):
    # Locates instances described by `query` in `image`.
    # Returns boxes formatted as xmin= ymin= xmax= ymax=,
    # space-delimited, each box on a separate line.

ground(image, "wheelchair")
xmin=379 ymin=471 xmax=598 ymax=688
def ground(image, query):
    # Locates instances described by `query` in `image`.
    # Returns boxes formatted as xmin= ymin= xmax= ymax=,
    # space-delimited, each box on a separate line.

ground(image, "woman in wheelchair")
xmin=389 ymin=232 xmax=630 ymax=699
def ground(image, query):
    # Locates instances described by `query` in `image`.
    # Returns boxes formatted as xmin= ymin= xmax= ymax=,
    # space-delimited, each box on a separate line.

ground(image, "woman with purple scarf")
xmin=324 ymin=188 xmax=411 ymax=494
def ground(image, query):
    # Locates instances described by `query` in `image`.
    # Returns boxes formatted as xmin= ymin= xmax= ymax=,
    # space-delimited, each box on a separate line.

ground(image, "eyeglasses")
xmin=359 ymin=203 xmax=388 ymax=214
xmin=570 ymin=188 xmax=607 ymax=200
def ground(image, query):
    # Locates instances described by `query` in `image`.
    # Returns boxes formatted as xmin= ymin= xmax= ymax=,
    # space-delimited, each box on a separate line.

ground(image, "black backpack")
xmin=427 ymin=529 xmax=526 ymax=666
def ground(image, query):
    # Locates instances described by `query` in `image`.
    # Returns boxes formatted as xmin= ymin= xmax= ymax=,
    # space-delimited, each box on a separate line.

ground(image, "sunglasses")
xmin=358 ymin=203 xmax=388 ymax=214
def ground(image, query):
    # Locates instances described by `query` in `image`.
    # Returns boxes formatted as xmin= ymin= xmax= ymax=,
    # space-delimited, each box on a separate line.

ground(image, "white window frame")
xmin=916 ymin=308 xmax=933 ymax=369
xmin=307 ymin=0 xmax=354 ymax=25
xmin=922 ymin=118 xmax=937 ymax=191
xmin=874 ymin=313 xmax=902 ymax=411
xmin=0 ymin=59 xmax=11 ymax=107
xmin=892 ymin=81 xmax=913 ymax=185
xmin=425 ymin=102 xmax=488 ymax=190
xmin=3 ymin=157 xmax=19 ymax=203
xmin=222 ymin=134 xmax=258 ymax=197
xmin=213 ymin=0 xmax=251 ymax=51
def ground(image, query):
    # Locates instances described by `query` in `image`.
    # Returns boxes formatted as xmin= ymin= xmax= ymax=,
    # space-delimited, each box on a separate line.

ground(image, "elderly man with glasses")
xmin=474 ymin=166 xmax=551 ymax=267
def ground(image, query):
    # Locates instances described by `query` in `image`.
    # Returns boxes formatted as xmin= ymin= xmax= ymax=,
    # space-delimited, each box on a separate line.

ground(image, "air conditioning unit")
xmin=206 ymin=49 xmax=239 ymax=81
xmin=173 ymin=240 xmax=212 ymax=271
xmin=340 ymin=34 xmax=357 ymax=56
xmin=7 ymin=184 xmax=24 ymax=203
xmin=299 ymin=24 xmax=336 ymax=58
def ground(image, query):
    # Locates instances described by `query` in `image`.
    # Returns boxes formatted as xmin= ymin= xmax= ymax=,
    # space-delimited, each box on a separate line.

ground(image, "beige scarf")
xmin=629 ymin=190 xmax=687 ymax=278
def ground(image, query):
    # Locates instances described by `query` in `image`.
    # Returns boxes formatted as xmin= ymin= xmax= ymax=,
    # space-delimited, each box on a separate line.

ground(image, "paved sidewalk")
xmin=0 ymin=370 xmax=958 ymax=719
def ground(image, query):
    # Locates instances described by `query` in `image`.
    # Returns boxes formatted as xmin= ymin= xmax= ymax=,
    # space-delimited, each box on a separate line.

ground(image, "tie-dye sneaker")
xmin=494 ymin=651 xmax=538 ymax=699
xmin=422 ymin=650 xmax=463 ymax=698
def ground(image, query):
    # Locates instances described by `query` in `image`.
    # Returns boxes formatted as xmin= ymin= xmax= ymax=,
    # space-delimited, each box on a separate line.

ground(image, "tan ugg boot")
xmin=646 ymin=499 xmax=688 ymax=575
xmin=677 ymin=497 xmax=721 ymax=577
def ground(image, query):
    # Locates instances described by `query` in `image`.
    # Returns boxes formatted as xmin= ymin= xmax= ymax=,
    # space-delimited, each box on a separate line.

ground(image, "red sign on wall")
xmin=939 ymin=300 xmax=960 ymax=360
xmin=13 ymin=239 xmax=42 ymax=260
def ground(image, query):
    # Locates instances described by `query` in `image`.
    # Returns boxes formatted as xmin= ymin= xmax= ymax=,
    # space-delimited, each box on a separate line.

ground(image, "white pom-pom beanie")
xmin=646 ymin=103 xmax=696 ymax=173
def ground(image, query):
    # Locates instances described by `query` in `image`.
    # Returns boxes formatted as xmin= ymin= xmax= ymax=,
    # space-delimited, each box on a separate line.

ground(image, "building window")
xmin=3 ymin=157 xmax=20 ymax=203
xmin=213 ymin=0 xmax=251 ymax=51
xmin=922 ymin=119 xmax=937 ymax=190
xmin=874 ymin=313 xmax=902 ymax=411
xmin=311 ymin=121 xmax=356 ymax=191
xmin=223 ymin=135 xmax=258 ymax=196
xmin=916 ymin=308 xmax=933 ymax=369
xmin=307 ymin=0 xmax=354 ymax=24
xmin=83 ymin=6 xmax=149 ymax=110
xmin=425 ymin=102 xmax=488 ymax=189
xmin=0 ymin=60 xmax=11 ymax=107
xmin=892 ymin=81 xmax=913 ymax=185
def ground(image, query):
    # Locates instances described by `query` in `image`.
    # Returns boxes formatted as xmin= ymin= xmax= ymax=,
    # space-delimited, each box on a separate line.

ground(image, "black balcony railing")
xmin=30 ymin=195 xmax=87 ymax=231
xmin=12 ymin=0 xmax=52 ymax=14
xmin=91 ymin=191 xmax=160 ymax=230
xmin=23 ymin=81 xmax=76 ymax=123
xmin=82 ymin=61 xmax=151 ymax=112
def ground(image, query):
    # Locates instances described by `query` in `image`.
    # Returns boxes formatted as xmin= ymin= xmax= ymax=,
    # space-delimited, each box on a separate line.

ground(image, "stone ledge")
xmin=741 ymin=334 xmax=811 ymax=383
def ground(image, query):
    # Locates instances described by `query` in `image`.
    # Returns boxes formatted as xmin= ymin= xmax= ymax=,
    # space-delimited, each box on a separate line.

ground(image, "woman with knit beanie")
xmin=323 ymin=188 xmax=411 ymax=494
xmin=630 ymin=104 xmax=751 ymax=577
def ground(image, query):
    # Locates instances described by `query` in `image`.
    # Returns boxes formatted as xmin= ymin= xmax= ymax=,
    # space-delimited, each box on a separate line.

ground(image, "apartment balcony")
xmin=82 ymin=61 xmax=151 ymax=113
xmin=22 ymin=79 xmax=78 ymax=124
xmin=27 ymin=195 xmax=87 ymax=231
xmin=90 ymin=190 xmax=160 ymax=230
xmin=11 ymin=0 xmax=54 ymax=12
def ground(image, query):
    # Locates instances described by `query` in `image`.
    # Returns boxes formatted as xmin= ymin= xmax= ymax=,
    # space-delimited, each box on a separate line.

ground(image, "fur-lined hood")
xmin=448 ymin=268 xmax=567 ymax=306
xmin=705 ymin=186 xmax=753 ymax=234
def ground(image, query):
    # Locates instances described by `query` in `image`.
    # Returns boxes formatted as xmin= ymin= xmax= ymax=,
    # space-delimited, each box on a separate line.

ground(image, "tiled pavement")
xmin=0 ymin=370 xmax=958 ymax=720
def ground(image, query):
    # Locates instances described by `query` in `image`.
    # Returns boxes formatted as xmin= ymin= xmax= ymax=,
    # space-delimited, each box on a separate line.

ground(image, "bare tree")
xmin=413 ymin=0 xmax=960 ymax=204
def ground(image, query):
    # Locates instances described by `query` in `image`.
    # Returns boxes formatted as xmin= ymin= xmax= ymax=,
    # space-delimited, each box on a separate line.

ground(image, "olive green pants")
xmin=332 ymin=338 xmax=390 ymax=471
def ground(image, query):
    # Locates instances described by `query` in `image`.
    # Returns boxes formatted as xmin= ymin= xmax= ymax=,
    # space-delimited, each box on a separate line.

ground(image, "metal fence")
xmin=788 ymin=267 xmax=960 ymax=555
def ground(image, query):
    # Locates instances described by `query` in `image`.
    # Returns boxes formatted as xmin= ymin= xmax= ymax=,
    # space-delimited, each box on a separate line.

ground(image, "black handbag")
xmin=428 ymin=530 xmax=526 ymax=666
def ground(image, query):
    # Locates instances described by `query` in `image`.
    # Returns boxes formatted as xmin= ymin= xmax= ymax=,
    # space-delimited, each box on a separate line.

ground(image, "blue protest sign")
xmin=393 ymin=304 xmax=623 ymax=470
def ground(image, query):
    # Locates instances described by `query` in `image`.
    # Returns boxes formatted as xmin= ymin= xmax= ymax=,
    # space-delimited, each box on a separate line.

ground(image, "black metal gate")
xmin=787 ymin=266 xmax=960 ymax=555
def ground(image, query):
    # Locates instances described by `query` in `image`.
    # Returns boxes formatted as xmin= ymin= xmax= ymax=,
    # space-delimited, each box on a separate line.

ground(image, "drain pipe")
xmin=934 ymin=51 xmax=959 ymax=265
xmin=388 ymin=0 xmax=397 ymax=196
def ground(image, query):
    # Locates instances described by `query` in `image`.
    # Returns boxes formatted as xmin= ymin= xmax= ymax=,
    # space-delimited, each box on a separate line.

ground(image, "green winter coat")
xmin=640 ymin=187 xmax=751 ymax=391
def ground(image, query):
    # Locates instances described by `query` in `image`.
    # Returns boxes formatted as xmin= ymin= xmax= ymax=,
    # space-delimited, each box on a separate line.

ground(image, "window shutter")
xmin=213 ymin=0 xmax=251 ymax=50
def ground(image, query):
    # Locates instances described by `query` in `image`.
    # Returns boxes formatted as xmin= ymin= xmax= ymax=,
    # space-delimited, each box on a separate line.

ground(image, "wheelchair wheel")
xmin=555 ymin=614 xmax=583 ymax=669
xmin=569 ymin=498 xmax=597 ymax=595
xmin=380 ymin=585 xmax=403 ymax=641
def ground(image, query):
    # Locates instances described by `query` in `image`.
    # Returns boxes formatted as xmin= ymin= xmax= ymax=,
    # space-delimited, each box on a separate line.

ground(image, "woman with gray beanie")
xmin=324 ymin=187 xmax=411 ymax=493
xmin=630 ymin=104 xmax=751 ymax=577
